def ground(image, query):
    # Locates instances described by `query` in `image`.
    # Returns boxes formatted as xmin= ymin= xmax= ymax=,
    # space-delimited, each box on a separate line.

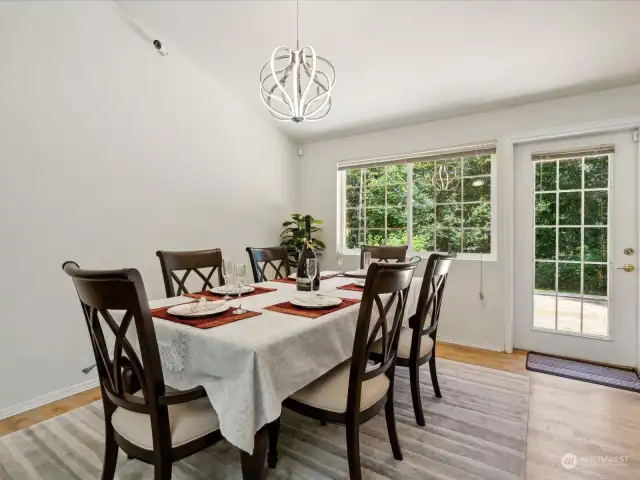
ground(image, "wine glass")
xmin=306 ymin=258 xmax=318 ymax=302
xmin=336 ymin=246 xmax=344 ymax=274
xmin=363 ymin=251 xmax=372 ymax=271
xmin=233 ymin=264 xmax=247 ymax=314
xmin=222 ymin=259 xmax=233 ymax=300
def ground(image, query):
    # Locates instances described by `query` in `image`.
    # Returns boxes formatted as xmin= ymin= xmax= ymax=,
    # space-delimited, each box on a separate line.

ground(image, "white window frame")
xmin=337 ymin=154 xmax=498 ymax=261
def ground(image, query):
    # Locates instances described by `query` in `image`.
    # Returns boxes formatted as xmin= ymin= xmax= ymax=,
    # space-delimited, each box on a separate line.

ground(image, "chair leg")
xmin=154 ymin=453 xmax=172 ymax=480
xmin=101 ymin=424 xmax=119 ymax=480
xmin=267 ymin=418 xmax=281 ymax=469
xmin=429 ymin=356 xmax=442 ymax=398
xmin=384 ymin=388 xmax=403 ymax=461
xmin=346 ymin=422 xmax=362 ymax=480
xmin=409 ymin=363 xmax=425 ymax=426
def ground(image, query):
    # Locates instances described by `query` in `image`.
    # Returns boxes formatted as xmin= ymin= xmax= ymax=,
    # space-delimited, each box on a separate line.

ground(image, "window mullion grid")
xmin=555 ymin=160 xmax=559 ymax=331
xmin=580 ymin=156 xmax=585 ymax=333
xmin=460 ymin=157 xmax=465 ymax=253
xmin=384 ymin=167 xmax=388 ymax=245
xmin=407 ymin=164 xmax=413 ymax=252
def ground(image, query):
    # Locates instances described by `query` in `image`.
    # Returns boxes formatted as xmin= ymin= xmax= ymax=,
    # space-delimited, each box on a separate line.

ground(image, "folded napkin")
xmin=338 ymin=283 xmax=365 ymax=292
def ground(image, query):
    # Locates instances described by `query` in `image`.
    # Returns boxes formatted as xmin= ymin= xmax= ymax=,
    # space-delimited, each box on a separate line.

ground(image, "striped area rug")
xmin=0 ymin=359 xmax=529 ymax=479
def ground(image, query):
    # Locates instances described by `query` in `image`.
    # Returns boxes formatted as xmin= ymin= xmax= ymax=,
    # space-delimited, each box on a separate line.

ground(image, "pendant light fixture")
xmin=259 ymin=0 xmax=336 ymax=123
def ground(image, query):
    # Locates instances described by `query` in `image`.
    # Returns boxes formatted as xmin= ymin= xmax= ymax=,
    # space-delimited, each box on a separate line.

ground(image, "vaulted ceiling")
xmin=119 ymin=0 xmax=640 ymax=143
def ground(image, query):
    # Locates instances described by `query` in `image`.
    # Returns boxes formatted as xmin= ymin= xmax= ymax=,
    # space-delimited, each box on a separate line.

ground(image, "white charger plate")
xmin=211 ymin=285 xmax=255 ymax=296
xmin=290 ymin=296 xmax=343 ymax=309
xmin=167 ymin=300 xmax=229 ymax=318
xmin=344 ymin=269 xmax=368 ymax=278
xmin=354 ymin=279 xmax=366 ymax=287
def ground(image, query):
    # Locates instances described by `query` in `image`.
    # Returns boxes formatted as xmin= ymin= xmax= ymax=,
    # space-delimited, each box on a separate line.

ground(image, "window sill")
xmin=344 ymin=251 xmax=497 ymax=262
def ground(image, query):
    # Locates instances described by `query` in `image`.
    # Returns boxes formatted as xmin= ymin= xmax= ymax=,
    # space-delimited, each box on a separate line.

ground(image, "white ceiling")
xmin=119 ymin=0 xmax=640 ymax=143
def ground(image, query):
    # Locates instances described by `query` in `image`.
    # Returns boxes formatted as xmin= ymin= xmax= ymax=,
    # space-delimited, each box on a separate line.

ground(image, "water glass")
xmin=306 ymin=258 xmax=318 ymax=301
xmin=222 ymin=259 xmax=233 ymax=300
xmin=233 ymin=264 xmax=247 ymax=314
xmin=363 ymin=251 xmax=372 ymax=270
xmin=336 ymin=247 xmax=344 ymax=273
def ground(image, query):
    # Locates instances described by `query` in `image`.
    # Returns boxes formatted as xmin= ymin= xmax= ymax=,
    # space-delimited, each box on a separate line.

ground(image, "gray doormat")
xmin=526 ymin=352 xmax=640 ymax=393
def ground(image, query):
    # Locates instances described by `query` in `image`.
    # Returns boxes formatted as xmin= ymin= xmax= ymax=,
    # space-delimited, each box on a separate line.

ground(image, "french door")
xmin=513 ymin=130 xmax=638 ymax=367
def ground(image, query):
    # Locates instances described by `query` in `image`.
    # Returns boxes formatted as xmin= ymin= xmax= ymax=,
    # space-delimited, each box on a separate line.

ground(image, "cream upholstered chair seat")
xmin=111 ymin=389 xmax=219 ymax=450
xmin=290 ymin=360 xmax=390 ymax=413
xmin=371 ymin=326 xmax=434 ymax=359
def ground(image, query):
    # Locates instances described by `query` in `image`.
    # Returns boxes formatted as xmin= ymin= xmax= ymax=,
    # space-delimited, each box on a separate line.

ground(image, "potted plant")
xmin=280 ymin=213 xmax=326 ymax=267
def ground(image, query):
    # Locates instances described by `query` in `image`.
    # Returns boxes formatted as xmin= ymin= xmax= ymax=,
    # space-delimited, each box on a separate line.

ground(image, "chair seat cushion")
xmin=111 ymin=389 xmax=219 ymax=450
xmin=371 ymin=327 xmax=434 ymax=359
xmin=290 ymin=360 xmax=390 ymax=413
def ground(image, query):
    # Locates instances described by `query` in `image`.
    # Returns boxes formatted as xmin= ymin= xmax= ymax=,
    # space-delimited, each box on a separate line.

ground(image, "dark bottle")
xmin=296 ymin=215 xmax=321 ymax=292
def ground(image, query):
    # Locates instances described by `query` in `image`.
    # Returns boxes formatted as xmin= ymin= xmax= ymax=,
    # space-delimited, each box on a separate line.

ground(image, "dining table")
xmin=136 ymin=271 xmax=423 ymax=479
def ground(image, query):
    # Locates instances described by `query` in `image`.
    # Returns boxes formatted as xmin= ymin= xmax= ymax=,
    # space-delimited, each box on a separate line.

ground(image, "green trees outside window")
xmin=344 ymin=155 xmax=492 ymax=254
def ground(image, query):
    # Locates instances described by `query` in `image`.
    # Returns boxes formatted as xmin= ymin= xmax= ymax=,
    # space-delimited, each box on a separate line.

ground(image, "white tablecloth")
xmin=142 ymin=275 xmax=422 ymax=453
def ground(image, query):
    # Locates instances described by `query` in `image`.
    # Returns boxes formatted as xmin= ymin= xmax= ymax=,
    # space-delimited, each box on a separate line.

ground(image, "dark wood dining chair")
xmin=156 ymin=249 xmax=224 ymax=297
xmin=246 ymin=246 xmax=291 ymax=283
xmin=371 ymin=253 xmax=453 ymax=426
xmin=62 ymin=261 xmax=223 ymax=480
xmin=360 ymin=244 xmax=408 ymax=268
xmin=269 ymin=259 xmax=420 ymax=480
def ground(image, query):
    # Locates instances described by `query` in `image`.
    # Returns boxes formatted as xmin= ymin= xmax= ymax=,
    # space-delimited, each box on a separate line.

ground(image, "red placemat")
xmin=264 ymin=297 xmax=360 ymax=319
xmin=273 ymin=273 xmax=341 ymax=285
xmin=185 ymin=286 xmax=276 ymax=300
xmin=151 ymin=302 xmax=261 ymax=329
xmin=338 ymin=283 xmax=364 ymax=292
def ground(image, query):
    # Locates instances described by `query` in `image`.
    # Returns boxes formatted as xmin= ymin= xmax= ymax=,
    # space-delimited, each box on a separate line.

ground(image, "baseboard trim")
xmin=438 ymin=336 xmax=505 ymax=353
xmin=0 ymin=378 xmax=99 ymax=421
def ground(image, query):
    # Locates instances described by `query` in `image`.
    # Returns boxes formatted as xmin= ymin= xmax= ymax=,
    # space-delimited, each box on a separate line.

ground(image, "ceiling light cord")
xmin=296 ymin=0 xmax=300 ymax=50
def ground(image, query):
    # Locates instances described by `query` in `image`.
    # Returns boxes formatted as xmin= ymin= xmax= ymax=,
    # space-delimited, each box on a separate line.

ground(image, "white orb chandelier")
xmin=260 ymin=0 xmax=336 ymax=123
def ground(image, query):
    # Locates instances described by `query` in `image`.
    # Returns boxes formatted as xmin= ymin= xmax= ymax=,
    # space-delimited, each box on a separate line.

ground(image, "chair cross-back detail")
xmin=376 ymin=253 xmax=453 ymax=427
xmin=62 ymin=262 xmax=223 ymax=480
xmin=156 ymin=249 xmax=224 ymax=297
xmin=246 ymin=246 xmax=291 ymax=283
xmin=273 ymin=259 xmax=420 ymax=480
xmin=360 ymin=245 xmax=408 ymax=268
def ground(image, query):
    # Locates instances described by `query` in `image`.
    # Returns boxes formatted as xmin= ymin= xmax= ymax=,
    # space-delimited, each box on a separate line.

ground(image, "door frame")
xmin=504 ymin=115 xmax=640 ymax=368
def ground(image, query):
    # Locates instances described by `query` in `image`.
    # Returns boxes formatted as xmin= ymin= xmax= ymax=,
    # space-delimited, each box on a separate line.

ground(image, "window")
xmin=339 ymin=143 xmax=496 ymax=258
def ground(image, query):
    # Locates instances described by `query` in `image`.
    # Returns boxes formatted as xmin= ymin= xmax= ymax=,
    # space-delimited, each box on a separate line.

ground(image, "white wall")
xmin=300 ymin=84 xmax=640 ymax=352
xmin=0 ymin=1 xmax=297 ymax=415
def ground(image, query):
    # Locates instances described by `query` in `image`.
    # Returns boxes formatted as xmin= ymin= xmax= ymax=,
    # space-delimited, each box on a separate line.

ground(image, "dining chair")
xmin=156 ymin=249 xmax=224 ymax=297
xmin=246 ymin=246 xmax=291 ymax=283
xmin=360 ymin=244 xmax=408 ymax=268
xmin=269 ymin=259 xmax=420 ymax=480
xmin=371 ymin=253 xmax=453 ymax=426
xmin=62 ymin=262 xmax=223 ymax=480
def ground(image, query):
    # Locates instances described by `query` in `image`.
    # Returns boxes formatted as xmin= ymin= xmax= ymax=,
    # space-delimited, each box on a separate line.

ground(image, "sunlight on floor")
xmin=533 ymin=294 xmax=608 ymax=336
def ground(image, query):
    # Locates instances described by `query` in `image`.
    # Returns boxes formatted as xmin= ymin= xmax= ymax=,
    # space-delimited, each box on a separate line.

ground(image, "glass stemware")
xmin=222 ymin=259 xmax=233 ymax=301
xmin=233 ymin=264 xmax=247 ymax=314
xmin=363 ymin=251 xmax=372 ymax=271
xmin=336 ymin=247 xmax=344 ymax=274
xmin=306 ymin=258 xmax=318 ymax=302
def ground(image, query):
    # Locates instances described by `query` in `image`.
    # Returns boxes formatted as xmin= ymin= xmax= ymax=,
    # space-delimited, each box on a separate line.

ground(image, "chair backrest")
xmin=156 ymin=249 xmax=224 ymax=297
xmin=246 ymin=246 xmax=291 ymax=282
xmin=360 ymin=245 xmax=408 ymax=268
xmin=347 ymin=258 xmax=420 ymax=416
xmin=409 ymin=253 xmax=454 ymax=346
xmin=62 ymin=262 xmax=168 ymax=423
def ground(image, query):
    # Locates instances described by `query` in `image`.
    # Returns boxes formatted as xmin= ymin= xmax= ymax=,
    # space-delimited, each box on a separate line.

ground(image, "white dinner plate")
xmin=354 ymin=279 xmax=366 ymax=287
xmin=290 ymin=295 xmax=343 ymax=309
xmin=210 ymin=285 xmax=255 ymax=296
xmin=344 ymin=269 xmax=368 ymax=278
xmin=167 ymin=300 xmax=229 ymax=318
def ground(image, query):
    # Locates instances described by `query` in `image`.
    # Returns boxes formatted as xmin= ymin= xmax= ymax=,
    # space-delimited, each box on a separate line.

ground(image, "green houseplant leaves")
xmin=280 ymin=213 xmax=326 ymax=267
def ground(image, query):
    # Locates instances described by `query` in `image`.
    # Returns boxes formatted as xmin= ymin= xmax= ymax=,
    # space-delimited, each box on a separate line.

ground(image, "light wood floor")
xmin=1 ymin=343 xmax=639 ymax=479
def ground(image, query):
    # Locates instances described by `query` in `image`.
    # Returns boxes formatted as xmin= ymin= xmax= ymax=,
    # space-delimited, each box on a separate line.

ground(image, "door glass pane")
xmin=532 ymin=154 xmax=610 ymax=337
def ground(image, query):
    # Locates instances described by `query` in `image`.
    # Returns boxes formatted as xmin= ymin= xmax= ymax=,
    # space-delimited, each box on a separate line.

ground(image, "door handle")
xmin=615 ymin=264 xmax=635 ymax=273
